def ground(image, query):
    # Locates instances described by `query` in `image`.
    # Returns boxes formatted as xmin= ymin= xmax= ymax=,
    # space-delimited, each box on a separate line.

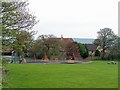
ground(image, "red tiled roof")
xmin=57 ymin=38 xmax=73 ymax=44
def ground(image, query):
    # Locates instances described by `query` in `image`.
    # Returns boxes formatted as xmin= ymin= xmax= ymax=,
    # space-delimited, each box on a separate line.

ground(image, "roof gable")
xmin=86 ymin=44 xmax=97 ymax=51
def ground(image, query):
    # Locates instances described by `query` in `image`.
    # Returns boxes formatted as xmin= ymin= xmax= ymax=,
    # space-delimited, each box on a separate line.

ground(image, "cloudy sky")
xmin=28 ymin=0 xmax=119 ymax=39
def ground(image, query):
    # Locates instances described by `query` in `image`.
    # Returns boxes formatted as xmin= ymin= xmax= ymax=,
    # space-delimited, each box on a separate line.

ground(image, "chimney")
xmin=61 ymin=35 xmax=63 ymax=40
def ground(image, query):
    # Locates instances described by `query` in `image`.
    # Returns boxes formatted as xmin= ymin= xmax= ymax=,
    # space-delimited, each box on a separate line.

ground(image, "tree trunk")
xmin=101 ymin=49 xmax=105 ymax=59
xmin=34 ymin=53 xmax=36 ymax=62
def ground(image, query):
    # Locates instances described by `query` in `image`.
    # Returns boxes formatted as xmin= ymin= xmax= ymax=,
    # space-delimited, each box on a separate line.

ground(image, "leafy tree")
xmin=94 ymin=28 xmax=115 ymax=59
xmin=1 ymin=1 xmax=38 ymax=56
xmin=13 ymin=30 xmax=35 ymax=56
xmin=77 ymin=43 xmax=88 ymax=59
xmin=30 ymin=34 xmax=64 ymax=60
xmin=84 ymin=44 xmax=89 ymax=59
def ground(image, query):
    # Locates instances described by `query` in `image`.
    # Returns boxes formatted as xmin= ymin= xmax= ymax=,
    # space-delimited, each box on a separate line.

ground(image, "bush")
xmin=82 ymin=52 xmax=89 ymax=59
xmin=78 ymin=43 xmax=88 ymax=59
xmin=95 ymin=50 xmax=101 ymax=56
xmin=2 ymin=59 xmax=9 ymax=67
xmin=107 ymin=54 xmax=120 ymax=60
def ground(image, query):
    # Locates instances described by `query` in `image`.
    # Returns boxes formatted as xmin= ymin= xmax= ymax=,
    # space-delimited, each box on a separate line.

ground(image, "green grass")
xmin=4 ymin=61 xmax=118 ymax=88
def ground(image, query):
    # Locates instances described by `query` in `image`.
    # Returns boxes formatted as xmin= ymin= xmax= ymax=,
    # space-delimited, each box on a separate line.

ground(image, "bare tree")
xmin=94 ymin=28 xmax=115 ymax=59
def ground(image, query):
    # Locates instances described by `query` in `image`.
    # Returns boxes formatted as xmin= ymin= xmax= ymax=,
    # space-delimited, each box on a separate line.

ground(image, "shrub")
xmin=95 ymin=50 xmax=101 ymax=56
xmin=78 ymin=43 xmax=88 ymax=59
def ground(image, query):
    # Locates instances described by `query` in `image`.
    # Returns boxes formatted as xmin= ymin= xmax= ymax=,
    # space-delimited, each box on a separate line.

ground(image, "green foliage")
xmin=108 ymin=36 xmax=120 ymax=60
xmin=36 ymin=51 xmax=45 ymax=59
xmin=13 ymin=31 xmax=34 ymax=56
xmin=30 ymin=34 xmax=64 ymax=59
xmin=2 ymin=1 xmax=38 ymax=56
xmin=77 ymin=43 xmax=88 ymax=59
xmin=2 ymin=59 xmax=9 ymax=67
xmin=95 ymin=50 xmax=101 ymax=56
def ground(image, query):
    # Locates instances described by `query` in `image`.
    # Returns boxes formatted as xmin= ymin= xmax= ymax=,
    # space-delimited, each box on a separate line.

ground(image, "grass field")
xmin=4 ymin=61 xmax=118 ymax=88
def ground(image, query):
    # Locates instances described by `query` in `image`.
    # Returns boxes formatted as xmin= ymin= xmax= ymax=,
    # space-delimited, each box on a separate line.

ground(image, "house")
xmin=86 ymin=44 xmax=97 ymax=55
xmin=86 ymin=44 xmax=97 ymax=52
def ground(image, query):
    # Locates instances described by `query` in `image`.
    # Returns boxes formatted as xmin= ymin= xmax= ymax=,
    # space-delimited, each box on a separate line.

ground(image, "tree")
xmin=13 ymin=30 xmax=35 ymax=56
xmin=30 ymin=34 xmax=64 ymax=60
xmin=2 ymin=1 xmax=37 ymax=31
xmin=66 ymin=42 xmax=80 ymax=60
xmin=94 ymin=28 xmax=115 ymax=59
xmin=108 ymin=36 xmax=120 ymax=60
xmin=77 ymin=43 xmax=88 ymax=59
xmin=95 ymin=50 xmax=101 ymax=57
xmin=2 ymin=1 xmax=38 ymax=56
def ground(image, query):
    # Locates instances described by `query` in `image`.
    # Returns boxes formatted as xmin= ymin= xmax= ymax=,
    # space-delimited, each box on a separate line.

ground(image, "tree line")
xmin=1 ymin=0 xmax=120 ymax=60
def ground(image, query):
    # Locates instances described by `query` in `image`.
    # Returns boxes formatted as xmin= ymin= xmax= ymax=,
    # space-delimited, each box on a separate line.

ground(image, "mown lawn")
xmin=4 ymin=61 xmax=118 ymax=88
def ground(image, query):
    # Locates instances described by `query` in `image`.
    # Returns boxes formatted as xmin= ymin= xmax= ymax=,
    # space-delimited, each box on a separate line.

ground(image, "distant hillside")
xmin=73 ymin=38 xmax=95 ymax=44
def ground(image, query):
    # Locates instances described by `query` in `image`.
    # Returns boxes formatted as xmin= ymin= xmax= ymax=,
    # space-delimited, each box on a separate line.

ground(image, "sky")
xmin=28 ymin=0 xmax=119 ymax=39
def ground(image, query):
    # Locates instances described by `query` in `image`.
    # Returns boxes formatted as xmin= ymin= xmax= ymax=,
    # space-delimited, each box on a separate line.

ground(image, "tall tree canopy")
xmin=1 ymin=0 xmax=38 ymax=56
xmin=30 ymin=34 xmax=64 ymax=59
xmin=94 ymin=28 xmax=115 ymax=59
xmin=75 ymin=42 xmax=88 ymax=59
